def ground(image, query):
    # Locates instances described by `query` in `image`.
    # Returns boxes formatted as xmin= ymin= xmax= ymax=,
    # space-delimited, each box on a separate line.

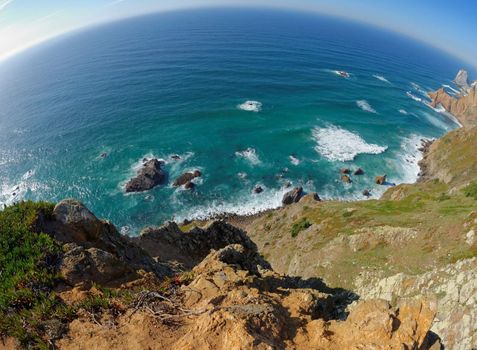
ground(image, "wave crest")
xmin=237 ymin=100 xmax=262 ymax=112
xmin=312 ymin=125 xmax=387 ymax=162
xmin=356 ymin=100 xmax=377 ymax=114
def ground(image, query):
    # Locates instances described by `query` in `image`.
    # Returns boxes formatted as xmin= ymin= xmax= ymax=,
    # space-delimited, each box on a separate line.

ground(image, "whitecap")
xmin=406 ymin=91 xmax=422 ymax=102
xmin=395 ymin=135 xmax=432 ymax=184
xmin=289 ymin=155 xmax=300 ymax=165
xmin=356 ymin=100 xmax=377 ymax=114
xmin=237 ymin=100 xmax=262 ymax=112
xmin=399 ymin=109 xmax=408 ymax=115
xmin=237 ymin=172 xmax=248 ymax=179
xmin=373 ymin=74 xmax=390 ymax=84
xmin=312 ymin=125 xmax=387 ymax=162
xmin=235 ymin=147 xmax=261 ymax=165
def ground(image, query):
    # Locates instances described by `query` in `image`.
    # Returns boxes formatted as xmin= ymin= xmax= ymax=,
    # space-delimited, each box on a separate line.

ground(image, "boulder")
xmin=282 ymin=187 xmax=304 ymax=205
xmin=375 ymin=175 xmax=387 ymax=185
xmin=254 ymin=186 xmax=263 ymax=194
xmin=301 ymin=192 xmax=321 ymax=202
xmin=341 ymin=174 xmax=352 ymax=183
xmin=354 ymin=168 xmax=364 ymax=175
xmin=173 ymin=170 xmax=201 ymax=187
xmin=51 ymin=199 xmax=104 ymax=242
xmin=125 ymin=159 xmax=165 ymax=192
xmin=362 ymin=189 xmax=371 ymax=197
xmin=60 ymin=244 xmax=132 ymax=286
xmin=171 ymin=155 xmax=181 ymax=160
xmin=340 ymin=168 xmax=350 ymax=174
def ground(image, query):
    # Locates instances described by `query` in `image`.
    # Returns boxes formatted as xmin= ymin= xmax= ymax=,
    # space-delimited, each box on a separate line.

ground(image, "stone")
xmin=340 ymin=168 xmax=350 ymax=174
xmin=125 ymin=159 xmax=165 ymax=192
xmin=354 ymin=168 xmax=364 ymax=175
xmin=362 ymin=189 xmax=371 ymax=197
xmin=341 ymin=174 xmax=352 ymax=183
xmin=254 ymin=186 xmax=263 ymax=194
xmin=375 ymin=175 xmax=387 ymax=185
xmin=173 ymin=170 xmax=201 ymax=187
xmin=282 ymin=187 xmax=304 ymax=205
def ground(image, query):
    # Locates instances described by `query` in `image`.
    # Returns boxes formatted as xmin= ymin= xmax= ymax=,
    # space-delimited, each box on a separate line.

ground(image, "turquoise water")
xmin=0 ymin=8 xmax=469 ymax=233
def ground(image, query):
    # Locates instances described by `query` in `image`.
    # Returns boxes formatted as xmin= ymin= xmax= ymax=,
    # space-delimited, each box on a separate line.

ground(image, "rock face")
xmin=454 ymin=69 xmax=470 ymax=91
xmin=355 ymin=257 xmax=477 ymax=350
xmin=125 ymin=159 xmax=165 ymax=193
xmin=59 ymin=242 xmax=437 ymax=350
xmin=173 ymin=170 xmax=201 ymax=187
xmin=134 ymin=220 xmax=263 ymax=269
xmin=43 ymin=199 xmax=170 ymax=286
xmin=428 ymin=85 xmax=477 ymax=127
xmin=282 ymin=187 xmax=304 ymax=205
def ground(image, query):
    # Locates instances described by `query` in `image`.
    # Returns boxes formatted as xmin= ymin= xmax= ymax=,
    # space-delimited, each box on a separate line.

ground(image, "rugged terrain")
xmin=1 ymin=71 xmax=476 ymax=349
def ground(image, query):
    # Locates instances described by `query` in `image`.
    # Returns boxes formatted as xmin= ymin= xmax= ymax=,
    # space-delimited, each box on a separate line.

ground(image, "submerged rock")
xmin=282 ymin=187 xmax=304 ymax=205
xmin=173 ymin=170 xmax=201 ymax=187
xmin=125 ymin=159 xmax=165 ymax=193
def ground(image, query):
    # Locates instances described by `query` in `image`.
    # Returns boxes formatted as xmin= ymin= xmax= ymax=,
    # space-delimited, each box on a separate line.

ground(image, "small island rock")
xmin=354 ymin=168 xmax=364 ymax=175
xmin=173 ymin=170 xmax=202 ymax=187
xmin=125 ymin=159 xmax=166 ymax=193
xmin=341 ymin=174 xmax=352 ymax=183
xmin=375 ymin=175 xmax=387 ymax=185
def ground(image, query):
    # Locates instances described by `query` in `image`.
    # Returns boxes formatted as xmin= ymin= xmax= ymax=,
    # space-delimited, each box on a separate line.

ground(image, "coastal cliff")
xmin=1 ymin=71 xmax=477 ymax=349
xmin=428 ymin=69 xmax=477 ymax=127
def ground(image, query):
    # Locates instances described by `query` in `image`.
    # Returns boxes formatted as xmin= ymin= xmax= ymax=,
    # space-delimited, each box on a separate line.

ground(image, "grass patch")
xmin=290 ymin=218 xmax=311 ymax=238
xmin=463 ymin=182 xmax=477 ymax=200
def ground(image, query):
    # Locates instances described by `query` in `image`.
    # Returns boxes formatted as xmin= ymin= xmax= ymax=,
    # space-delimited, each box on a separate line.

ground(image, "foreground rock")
xmin=173 ymin=170 xmax=201 ymax=187
xmin=282 ymin=186 xmax=304 ymax=205
xmin=58 ymin=242 xmax=437 ymax=350
xmin=125 ymin=159 xmax=166 ymax=192
xmin=43 ymin=199 xmax=170 ymax=286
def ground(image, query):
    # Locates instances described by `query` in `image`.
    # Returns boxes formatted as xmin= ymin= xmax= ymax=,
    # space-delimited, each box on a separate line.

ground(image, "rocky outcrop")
xmin=59 ymin=242 xmax=437 ymax=350
xmin=355 ymin=257 xmax=477 ymax=350
xmin=125 ymin=159 xmax=165 ymax=192
xmin=428 ymin=85 xmax=477 ymax=127
xmin=133 ymin=220 xmax=263 ymax=269
xmin=454 ymin=69 xmax=470 ymax=91
xmin=341 ymin=174 xmax=351 ymax=183
xmin=173 ymin=170 xmax=201 ymax=187
xmin=43 ymin=199 xmax=171 ymax=286
xmin=282 ymin=187 xmax=304 ymax=205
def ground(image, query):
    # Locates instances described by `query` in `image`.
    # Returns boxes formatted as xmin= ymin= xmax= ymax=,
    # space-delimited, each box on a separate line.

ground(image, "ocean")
xmin=0 ymin=8 xmax=469 ymax=234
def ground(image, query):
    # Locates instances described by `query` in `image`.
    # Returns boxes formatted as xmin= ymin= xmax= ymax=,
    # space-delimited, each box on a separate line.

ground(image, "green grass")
xmin=290 ymin=218 xmax=311 ymax=238
xmin=463 ymin=182 xmax=477 ymax=200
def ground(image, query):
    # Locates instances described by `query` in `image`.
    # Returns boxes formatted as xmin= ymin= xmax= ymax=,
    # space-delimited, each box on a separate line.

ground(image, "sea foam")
xmin=235 ymin=147 xmax=261 ymax=165
xmin=237 ymin=100 xmax=262 ymax=112
xmin=373 ymin=74 xmax=390 ymax=84
xmin=312 ymin=125 xmax=387 ymax=162
xmin=356 ymin=100 xmax=377 ymax=114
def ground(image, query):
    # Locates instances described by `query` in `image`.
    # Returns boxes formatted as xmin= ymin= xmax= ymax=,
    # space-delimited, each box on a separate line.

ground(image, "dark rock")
xmin=254 ymin=186 xmax=263 ymax=194
xmin=375 ymin=175 xmax=387 ymax=185
xmin=362 ymin=189 xmax=371 ymax=197
xmin=282 ymin=187 xmax=304 ymax=205
xmin=340 ymin=168 xmax=351 ymax=174
xmin=341 ymin=174 xmax=352 ymax=183
xmin=284 ymin=182 xmax=292 ymax=188
xmin=354 ymin=168 xmax=364 ymax=175
xmin=171 ymin=154 xmax=181 ymax=160
xmin=184 ymin=181 xmax=195 ymax=190
xmin=125 ymin=159 xmax=166 ymax=193
xmin=173 ymin=170 xmax=202 ymax=187
xmin=100 ymin=152 xmax=108 ymax=158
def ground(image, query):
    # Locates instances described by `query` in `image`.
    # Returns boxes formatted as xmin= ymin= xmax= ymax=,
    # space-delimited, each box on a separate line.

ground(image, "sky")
xmin=0 ymin=0 xmax=476 ymax=68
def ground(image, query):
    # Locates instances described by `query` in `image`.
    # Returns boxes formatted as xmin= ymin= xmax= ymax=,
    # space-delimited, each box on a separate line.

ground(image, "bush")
xmin=290 ymin=218 xmax=312 ymax=237
xmin=0 ymin=201 xmax=67 ymax=348
xmin=462 ymin=182 xmax=477 ymax=200
xmin=437 ymin=193 xmax=451 ymax=201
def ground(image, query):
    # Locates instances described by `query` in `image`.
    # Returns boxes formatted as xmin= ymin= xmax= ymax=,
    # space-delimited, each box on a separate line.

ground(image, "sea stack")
xmin=125 ymin=159 xmax=166 ymax=192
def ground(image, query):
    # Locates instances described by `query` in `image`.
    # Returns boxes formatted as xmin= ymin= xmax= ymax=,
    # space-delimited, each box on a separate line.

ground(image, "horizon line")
xmin=1 ymin=4 xmax=476 ymax=71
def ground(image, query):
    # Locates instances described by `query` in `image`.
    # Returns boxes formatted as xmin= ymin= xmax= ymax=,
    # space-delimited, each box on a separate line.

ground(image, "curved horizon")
xmin=0 ymin=4 xmax=476 ymax=72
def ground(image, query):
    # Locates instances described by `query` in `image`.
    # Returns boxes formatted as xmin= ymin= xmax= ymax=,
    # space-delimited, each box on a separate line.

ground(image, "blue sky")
xmin=0 ymin=0 xmax=476 ymax=67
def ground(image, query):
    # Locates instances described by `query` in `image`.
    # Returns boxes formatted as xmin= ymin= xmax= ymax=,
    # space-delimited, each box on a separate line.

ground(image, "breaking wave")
xmin=373 ymin=74 xmax=390 ymax=84
xmin=237 ymin=100 xmax=262 ymax=112
xmin=235 ymin=147 xmax=261 ymax=165
xmin=312 ymin=125 xmax=387 ymax=162
xmin=356 ymin=100 xmax=377 ymax=114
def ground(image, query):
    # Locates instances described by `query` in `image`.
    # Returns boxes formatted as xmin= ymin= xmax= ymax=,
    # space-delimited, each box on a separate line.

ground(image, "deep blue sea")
xmin=0 ymin=8 xmax=471 ymax=234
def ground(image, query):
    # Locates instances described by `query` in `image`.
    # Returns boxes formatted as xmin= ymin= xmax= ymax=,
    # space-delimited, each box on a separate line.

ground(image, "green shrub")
xmin=290 ymin=218 xmax=311 ymax=238
xmin=0 ymin=201 xmax=67 ymax=348
xmin=462 ymin=182 xmax=477 ymax=200
xmin=437 ymin=193 xmax=451 ymax=201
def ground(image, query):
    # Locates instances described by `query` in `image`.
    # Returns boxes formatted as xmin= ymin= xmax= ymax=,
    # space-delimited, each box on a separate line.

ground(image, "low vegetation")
xmin=290 ymin=218 xmax=311 ymax=237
